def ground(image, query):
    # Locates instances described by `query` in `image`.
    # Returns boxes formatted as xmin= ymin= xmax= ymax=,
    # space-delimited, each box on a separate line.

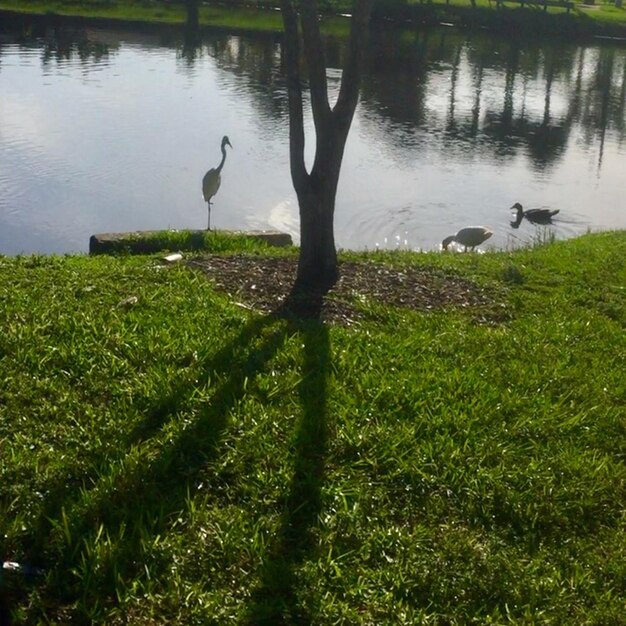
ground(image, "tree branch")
xmin=300 ymin=0 xmax=331 ymax=129
xmin=280 ymin=0 xmax=308 ymax=191
xmin=334 ymin=0 xmax=373 ymax=128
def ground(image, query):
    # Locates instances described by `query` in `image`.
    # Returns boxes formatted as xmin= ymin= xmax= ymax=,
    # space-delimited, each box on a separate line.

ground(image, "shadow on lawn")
xmin=11 ymin=291 xmax=330 ymax=624
xmin=245 ymin=307 xmax=330 ymax=625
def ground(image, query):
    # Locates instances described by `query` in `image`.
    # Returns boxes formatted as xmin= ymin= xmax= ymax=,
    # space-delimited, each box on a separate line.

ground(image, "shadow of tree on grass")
xmin=244 ymin=316 xmax=330 ymax=625
xmin=10 ymin=291 xmax=331 ymax=625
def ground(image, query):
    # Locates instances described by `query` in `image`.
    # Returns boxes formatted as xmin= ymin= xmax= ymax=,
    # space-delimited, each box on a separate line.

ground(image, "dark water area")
xmin=0 ymin=12 xmax=624 ymax=254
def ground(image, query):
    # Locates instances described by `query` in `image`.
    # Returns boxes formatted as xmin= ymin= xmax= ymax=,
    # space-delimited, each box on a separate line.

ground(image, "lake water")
xmin=1 ymin=14 xmax=625 ymax=255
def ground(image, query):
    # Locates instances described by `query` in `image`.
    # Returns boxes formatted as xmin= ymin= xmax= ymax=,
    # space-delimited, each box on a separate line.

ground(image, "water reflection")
xmin=0 ymin=13 xmax=624 ymax=255
xmin=363 ymin=30 xmax=625 ymax=171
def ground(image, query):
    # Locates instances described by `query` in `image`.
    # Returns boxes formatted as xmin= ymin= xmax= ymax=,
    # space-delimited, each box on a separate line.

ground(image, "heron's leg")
xmin=207 ymin=201 xmax=212 ymax=231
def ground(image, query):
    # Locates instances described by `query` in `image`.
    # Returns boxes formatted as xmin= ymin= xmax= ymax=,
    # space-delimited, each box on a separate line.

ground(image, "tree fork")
xmin=280 ymin=0 xmax=373 ymax=295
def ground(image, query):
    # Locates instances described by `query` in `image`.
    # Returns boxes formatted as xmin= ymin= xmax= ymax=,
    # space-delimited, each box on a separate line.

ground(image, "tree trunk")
xmin=295 ymin=183 xmax=339 ymax=292
xmin=280 ymin=0 xmax=373 ymax=295
xmin=185 ymin=0 xmax=199 ymax=31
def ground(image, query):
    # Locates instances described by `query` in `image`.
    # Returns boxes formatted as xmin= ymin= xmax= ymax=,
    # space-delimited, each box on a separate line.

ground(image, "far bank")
xmin=1 ymin=0 xmax=626 ymax=40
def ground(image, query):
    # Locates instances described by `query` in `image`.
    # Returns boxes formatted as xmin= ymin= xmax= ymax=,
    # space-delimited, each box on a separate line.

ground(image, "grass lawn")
xmin=1 ymin=231 xmax=624 ymax=624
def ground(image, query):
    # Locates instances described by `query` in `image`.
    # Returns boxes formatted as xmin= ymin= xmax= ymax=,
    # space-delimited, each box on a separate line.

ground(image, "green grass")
xmin=1 ymin=231 xmax=625 ymax=624
xmin=1 ymin=0 xmax=625 ymax=34
xmin=89 ymin=229 xmax=289 ymax=255
xmin=0 ymin=0 xmax=288 ymax=31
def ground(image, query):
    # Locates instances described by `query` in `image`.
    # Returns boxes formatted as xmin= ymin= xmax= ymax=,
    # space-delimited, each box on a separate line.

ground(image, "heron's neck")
xmin=217 ymin=145 xmax=227 ymax=172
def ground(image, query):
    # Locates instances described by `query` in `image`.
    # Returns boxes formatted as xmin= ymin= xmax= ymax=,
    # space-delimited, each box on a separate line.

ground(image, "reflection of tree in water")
xmin=6 ymin=12 xmax=623 ymax=173
xmin=579 ymin=47 xmax=626 ymax=169
xmin=181 ymin=0 xmax=201 ymax=64
xmin=2 ymin=13 xmax=115 ymax=68
xmin=445 ymin=39 xmax=463 ymax=134
xmin=526 ymin=46 xmax=566 ymax=170
xmin=362 ymin=29 xmax=445 ymax=129
xmin=41 ymin=36 xmax=112 ymax=69
xmin=479 ymin=42 xmax=571 ymax=171
xmin=356 ymin=29 xmax=431 ymax=162
xmin=178 ymin=31 xmax=288 ymax=137
xmin=209 ymin=35 xmax=283 ymax=94
xmin=170 ymin=22 xmax=625 ymax=173
xmin=356 ymin=28 xmax=626 ymax=172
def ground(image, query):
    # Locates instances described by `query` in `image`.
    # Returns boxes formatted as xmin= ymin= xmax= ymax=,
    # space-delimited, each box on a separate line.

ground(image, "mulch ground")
xmin=187 ymin=254 xmax=502 ymax=325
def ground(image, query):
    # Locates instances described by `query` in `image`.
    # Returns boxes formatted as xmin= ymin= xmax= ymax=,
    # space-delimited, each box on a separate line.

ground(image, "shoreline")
xmin=1 ymin=1 xmax=626 ymax=42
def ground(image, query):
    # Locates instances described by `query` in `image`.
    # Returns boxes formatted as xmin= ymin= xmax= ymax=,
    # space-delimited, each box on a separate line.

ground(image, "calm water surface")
xmin=1 ymin=17 xmax=625 ymax=254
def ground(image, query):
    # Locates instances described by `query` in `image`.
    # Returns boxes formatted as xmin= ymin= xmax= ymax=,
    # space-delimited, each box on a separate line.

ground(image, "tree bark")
xmin=280 ymin=0 xmax=373 ymax=294
xmin=185 ymin=0 xmax=199 ymax=31
xmin=295 ymin=168 xmax=340 ymax=291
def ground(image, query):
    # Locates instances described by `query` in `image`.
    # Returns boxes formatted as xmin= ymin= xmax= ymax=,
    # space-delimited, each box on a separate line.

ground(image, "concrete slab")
xmin=89 ymin=229 xmax=294 ymax=255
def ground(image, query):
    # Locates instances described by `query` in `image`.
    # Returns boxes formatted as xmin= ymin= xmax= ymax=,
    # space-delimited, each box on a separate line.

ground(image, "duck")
xmin=510 ymin=202 xmax=559 ymax=228
xmin=442 ymin=226 xmax=493 ymax=252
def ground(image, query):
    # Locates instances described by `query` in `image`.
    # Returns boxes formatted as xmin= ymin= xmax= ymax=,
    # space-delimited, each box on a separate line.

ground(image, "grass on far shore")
xmin=1 ymin=0 xmax=626 ymax=34
xmin=1 ymin=230 xmax=625 ymax=624
xmin=0 ymin=0 xmax=287 ymax=32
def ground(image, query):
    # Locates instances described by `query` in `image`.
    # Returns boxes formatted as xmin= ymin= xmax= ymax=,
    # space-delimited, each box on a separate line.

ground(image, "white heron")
xmin=510 ymin=202 xmax=559 ymax=228
xmin=202 ymin=135 xmax=232 ymax=230
xmin=442 ymin=226 xmax=493 ymax=252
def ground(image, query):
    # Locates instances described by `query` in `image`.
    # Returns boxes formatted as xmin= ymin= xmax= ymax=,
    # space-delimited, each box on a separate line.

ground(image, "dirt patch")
xmin=188 ymin=254 xmax=502 ymax=325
